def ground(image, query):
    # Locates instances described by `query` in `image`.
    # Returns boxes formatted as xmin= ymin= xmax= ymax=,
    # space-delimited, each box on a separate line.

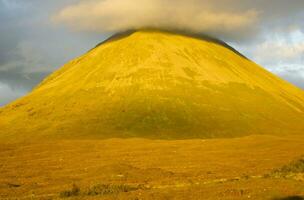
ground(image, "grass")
xmin=277 ymin=157 xmax=304 ymax=174
xmin=1 ymin=135 xmax=304 ymax=199
xmin=270 ymin=156 xmax=304 ymax=180
xmin=59 ymin=183 xmax=143 ymax=198
xmin=85 ymin=183 xmax=142 ymax=196
xmin=59 ymin=184 xmax=80 ymax=198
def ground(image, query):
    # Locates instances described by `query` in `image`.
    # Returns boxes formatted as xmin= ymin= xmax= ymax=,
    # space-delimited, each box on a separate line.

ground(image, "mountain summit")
xmin=1 ymin=30 xmax=304 ymax=139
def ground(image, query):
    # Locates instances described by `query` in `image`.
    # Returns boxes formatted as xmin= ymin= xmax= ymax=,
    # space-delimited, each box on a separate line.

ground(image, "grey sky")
xmin=0 ymin=0 xmax=303 ymax=106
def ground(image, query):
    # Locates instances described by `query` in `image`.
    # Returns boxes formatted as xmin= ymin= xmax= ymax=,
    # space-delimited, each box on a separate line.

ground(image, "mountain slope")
xmin=1 ymin=30 xmax=304 ymax=139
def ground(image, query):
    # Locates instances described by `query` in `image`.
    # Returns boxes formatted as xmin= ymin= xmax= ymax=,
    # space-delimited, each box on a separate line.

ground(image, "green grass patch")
xmin=274 ymin=157 xmax=304 ymax=174
xmin=59 ymin=184 xmax=80 ymax=198
xmin=59 ymin=183 xmax=144 ymax=198
xmin=268 ymin=156 xmax=304 ymax=179
xmin=85 ymin=183 xmax=140 ymax=196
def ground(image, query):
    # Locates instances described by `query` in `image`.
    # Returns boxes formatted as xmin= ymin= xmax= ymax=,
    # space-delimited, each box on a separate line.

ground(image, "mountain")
xmin=1 ymin=30 xmax=304 ymax=139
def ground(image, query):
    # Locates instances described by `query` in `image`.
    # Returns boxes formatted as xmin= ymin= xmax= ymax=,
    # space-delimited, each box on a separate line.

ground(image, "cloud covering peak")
xmin=53 ymin=0 xmax=260 ymax=41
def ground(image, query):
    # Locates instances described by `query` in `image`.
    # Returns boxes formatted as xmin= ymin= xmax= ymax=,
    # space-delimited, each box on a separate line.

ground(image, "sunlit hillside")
xmin=0 ymin=30 xmax=303 ymax=140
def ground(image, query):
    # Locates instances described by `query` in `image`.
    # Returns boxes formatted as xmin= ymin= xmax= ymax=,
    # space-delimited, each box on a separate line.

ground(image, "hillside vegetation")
xmin=0 ymin=30 xmax=304 ymax=139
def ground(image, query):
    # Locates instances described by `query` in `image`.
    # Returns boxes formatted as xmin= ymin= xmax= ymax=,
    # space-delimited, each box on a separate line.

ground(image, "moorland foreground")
xmin=0 ymin=135 xmax=304 ymax=200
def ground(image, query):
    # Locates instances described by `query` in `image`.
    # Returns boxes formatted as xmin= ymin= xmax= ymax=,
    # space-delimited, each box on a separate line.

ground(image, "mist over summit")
xmin=53 ymin=0 xmax=259 ymax=41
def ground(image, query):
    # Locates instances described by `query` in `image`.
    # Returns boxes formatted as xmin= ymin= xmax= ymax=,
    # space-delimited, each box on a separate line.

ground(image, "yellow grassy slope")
xmin=0 ymin=30 xmax=304 ymax=139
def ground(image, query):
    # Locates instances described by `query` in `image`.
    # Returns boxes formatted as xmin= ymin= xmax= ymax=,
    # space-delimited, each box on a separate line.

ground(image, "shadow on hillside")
xmin=93 ymin=29 xmax=248 ymax=59
xmin=273 ymin=196 xmax=304 ymax=200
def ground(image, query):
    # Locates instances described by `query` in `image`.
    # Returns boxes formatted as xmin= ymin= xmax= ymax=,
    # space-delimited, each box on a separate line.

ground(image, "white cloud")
xmin=53 ymin=0 xmax=260 ymax=41
xmin=234 ymin=30 xmax=304 ymax=88
xmin=252 ymin=30 xmax=304 ymax=67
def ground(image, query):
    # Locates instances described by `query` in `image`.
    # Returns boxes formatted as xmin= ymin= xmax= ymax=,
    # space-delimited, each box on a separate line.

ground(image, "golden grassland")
xmin=0 ymin=135 xmax=303 ymax=200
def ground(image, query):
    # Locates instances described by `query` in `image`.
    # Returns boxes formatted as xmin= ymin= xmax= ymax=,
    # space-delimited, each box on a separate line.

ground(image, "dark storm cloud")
xmin=0 ymin=69 xmax=47 ymax=90
xmin=0 ymin=82 xmax=25 ymax=106
xmin=0 ymin=0 xmax=107 ymax=106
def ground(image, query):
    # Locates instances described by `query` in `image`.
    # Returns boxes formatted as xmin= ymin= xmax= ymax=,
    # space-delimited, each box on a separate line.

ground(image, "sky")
xmin=0 ymin=0 xmax=304 ymax=106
